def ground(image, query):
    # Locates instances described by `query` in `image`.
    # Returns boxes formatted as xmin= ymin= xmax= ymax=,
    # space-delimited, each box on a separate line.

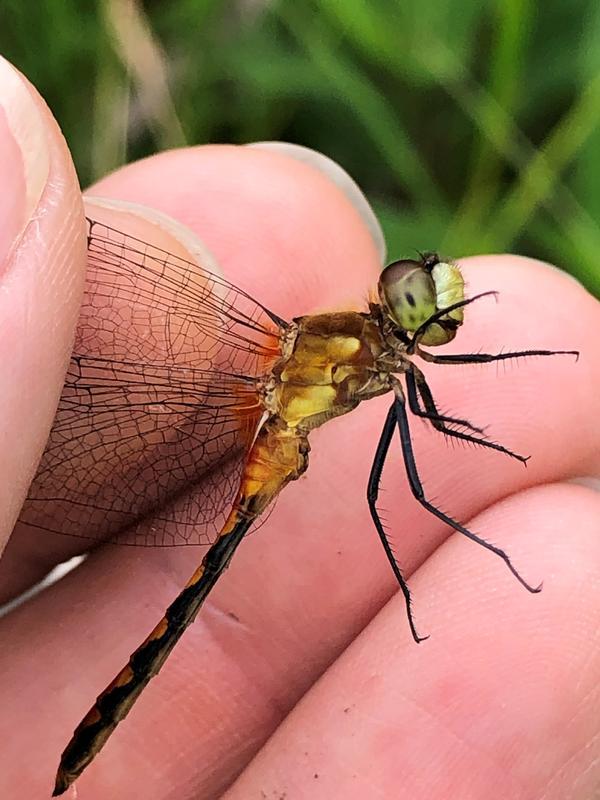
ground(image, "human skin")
xmin=1 ymin=56 xmax=600 ymax=800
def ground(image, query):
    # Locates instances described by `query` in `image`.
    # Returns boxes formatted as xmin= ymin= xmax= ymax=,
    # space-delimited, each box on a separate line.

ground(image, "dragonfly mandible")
xmin=16 ymin=218 xmax=577 ymax=795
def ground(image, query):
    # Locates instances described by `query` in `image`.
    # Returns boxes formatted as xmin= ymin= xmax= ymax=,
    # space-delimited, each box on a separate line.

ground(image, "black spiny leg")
xmin=406 ymin=291 xmax=498 ymax=355
xmin=367 ymin=403 xmax=427 ymax=643
xmin=392 ymin=380 xmax=542 ymax=594
xmin=406 ymin=366 xmax=529 ymax=464
xmin=406 ymin=366 xmax=485 ymax=434
xmin=418 ymin=348 xmax=579 ymax=365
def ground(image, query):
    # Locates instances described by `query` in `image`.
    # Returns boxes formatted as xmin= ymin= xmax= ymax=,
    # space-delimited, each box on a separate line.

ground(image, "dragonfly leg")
xmin=407 ymin=291 xmax=498 ymax=354
xmin=405 ymin=365 xmax=485 ymax=434
xmin=392 ymin=380 xmax=542 ymax=594
xmin=367 ymin=402 xmax=428 ymax=643
xmin=406 ymin=366 xmax=529 ymax=464
xmin=418 ymin=348 xmax=579 ymax=365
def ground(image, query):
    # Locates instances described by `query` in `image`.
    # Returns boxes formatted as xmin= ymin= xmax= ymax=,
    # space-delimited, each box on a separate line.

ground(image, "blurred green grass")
xmin=3 ymin=0 xmax=600 ymax=295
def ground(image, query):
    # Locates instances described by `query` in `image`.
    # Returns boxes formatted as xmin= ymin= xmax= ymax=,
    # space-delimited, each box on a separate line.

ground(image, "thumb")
xmin=0 ymin=56 xmax=86 ymax=553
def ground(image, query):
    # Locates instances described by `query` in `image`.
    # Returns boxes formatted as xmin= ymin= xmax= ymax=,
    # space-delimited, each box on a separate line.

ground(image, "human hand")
xmin=1 ymin=56 xmax=600 ymax=800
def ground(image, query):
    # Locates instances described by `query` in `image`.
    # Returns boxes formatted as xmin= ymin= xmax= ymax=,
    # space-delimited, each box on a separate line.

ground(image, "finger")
xmin=0 ymin=57 xmax=85 ymax=561
xmin=224 ymin=483 xmax=600 ymax=800
xmin=10 ymin=146 xmax=599 ymax=590
xmin=4 ymin=144 xmax=599 ymax=798
xmin=0 ymin=145 xmax=385 ymax=798
xmin=89 ymin=142 xmax=386 ymax=315
xmin=4 ymin=255 xmax=598 ymax=800
xmin=76 ymin=162 xmax=600 ymax=517
xmin=4 ymin=143 xmax=384 ymax=598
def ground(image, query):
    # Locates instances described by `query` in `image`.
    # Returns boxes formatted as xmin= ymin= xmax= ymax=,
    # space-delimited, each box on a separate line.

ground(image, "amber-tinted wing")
xmin=18 ymin=219 xmax=286 ymax=546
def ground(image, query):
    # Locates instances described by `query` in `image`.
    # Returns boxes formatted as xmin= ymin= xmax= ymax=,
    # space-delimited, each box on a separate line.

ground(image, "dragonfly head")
xmin=378 ymin=253 xmax=465 ymax=346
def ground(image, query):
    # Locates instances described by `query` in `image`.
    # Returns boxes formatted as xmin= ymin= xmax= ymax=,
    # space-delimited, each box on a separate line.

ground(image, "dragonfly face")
xmin=378 ymin=254 xmax=466 ymax=346
xmin=15 ymin=220 xmax=576 ymax=795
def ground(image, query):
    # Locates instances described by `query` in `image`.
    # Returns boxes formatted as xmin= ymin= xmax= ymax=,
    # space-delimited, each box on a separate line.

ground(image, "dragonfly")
xmin=16 ymin=218 xmax=577 ymax=796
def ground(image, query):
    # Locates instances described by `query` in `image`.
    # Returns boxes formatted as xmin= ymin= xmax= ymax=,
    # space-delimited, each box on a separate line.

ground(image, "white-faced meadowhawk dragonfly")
xmin=16 ymin=217 xmax=577 ymax=795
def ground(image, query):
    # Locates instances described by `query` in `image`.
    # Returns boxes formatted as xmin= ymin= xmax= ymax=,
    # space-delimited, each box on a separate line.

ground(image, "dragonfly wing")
xmin=83 ymin=218 xmax=284 ymax=375
xmin=17 ymin=219 xmax=285 ymax=547
xmin=19 ymin=359 xmax=264 ymax=545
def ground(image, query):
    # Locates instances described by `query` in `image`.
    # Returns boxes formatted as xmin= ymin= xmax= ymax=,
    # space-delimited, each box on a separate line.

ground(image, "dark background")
xmin=3 ymin=0 xmax=600 ymax=295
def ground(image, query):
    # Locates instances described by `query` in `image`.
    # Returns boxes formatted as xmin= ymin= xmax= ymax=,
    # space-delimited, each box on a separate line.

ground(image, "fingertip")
xmin=247 ymin=141 xmax=386 ymax=263
xmin=460 ymin=253 xmax=598 ymax=335
xmin=224 ymin=484 xmax=600 ymax=800
xmin=0 ymin=57 xmax=86 ymax=548
xmin=87 ymin=144 xmax=383 ymax=317
xmin=84 ymin=195 xmax=222 ymax=275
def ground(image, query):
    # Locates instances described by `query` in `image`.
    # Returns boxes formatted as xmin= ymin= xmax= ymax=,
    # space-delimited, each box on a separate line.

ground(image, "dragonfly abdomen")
xmin=53 ymin=515 xmax=252 ymax=796
xmin=53 ymin=423 xmax=309 ymax=796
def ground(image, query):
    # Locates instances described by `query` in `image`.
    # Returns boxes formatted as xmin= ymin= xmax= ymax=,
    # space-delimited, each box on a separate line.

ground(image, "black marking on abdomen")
xmin=53 ymin=520 xmax=252 ymax=796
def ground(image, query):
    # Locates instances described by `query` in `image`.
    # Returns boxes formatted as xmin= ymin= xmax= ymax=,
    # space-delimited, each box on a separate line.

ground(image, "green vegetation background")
xmin=3 ymin=0 xmax=600 ymax=296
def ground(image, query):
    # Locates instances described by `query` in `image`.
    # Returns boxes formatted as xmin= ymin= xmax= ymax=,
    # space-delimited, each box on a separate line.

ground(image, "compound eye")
xmin=378 ymin=259 xmax=436 ymax=333
xmin=378 ymin=256 xmax=466 ymax=346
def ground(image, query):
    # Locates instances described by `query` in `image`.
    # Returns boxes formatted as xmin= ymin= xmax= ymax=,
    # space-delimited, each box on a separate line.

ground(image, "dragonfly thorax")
xmin=264 ymin=311 xmax=391 ymax=432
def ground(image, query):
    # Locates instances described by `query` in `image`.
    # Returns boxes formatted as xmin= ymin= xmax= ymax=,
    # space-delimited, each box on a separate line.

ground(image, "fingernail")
xmin=0 ymin=56 xmax=49 ymax=274
xmin=570 ymin=476 xmax=600 ymax=492
xmin=247 ymin=141 xmax=386 ymax=263
xmin=84 ymin=195 xmax=221 ymax=273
